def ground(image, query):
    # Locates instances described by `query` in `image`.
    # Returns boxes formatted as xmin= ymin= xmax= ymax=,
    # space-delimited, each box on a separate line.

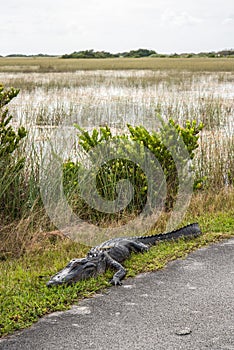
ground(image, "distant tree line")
xmin=1 ymin=49 xmax=234 ymax=59
xmin=61 ymin=48 xmax=234 ymax=59
xmin=3 ymin=54 xmax=57 ymax=58
xmin=61 ymin=49 xmax=157 ymax=59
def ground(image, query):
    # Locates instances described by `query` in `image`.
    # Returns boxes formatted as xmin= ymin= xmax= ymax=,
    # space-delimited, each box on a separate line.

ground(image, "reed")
xmin=0 ymin=63 xmax=233 ymax=255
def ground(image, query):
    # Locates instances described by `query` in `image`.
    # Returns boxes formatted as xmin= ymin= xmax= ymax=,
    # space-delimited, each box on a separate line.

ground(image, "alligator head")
xmin=46 ymin=257 xmax=99 ymax=287
xmin=46 ymin=251 xmax=108 ymax=287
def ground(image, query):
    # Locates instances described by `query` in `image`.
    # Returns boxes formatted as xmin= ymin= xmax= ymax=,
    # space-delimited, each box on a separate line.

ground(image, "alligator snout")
xmin=46 ymin=257 xmax=97 ymax=287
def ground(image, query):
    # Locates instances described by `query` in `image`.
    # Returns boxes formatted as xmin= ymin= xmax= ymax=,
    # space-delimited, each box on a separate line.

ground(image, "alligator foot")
xmin=110 ymin=277 xmax=122 ymax=286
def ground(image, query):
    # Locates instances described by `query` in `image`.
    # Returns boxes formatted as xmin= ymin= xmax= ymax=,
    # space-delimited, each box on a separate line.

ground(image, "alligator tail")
xmin=138 ymin=223 xmax=202 ymax=246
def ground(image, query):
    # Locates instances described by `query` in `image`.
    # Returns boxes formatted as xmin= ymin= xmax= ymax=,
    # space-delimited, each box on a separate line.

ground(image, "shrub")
xmin=63 ymin=118 xmax=203 ymax=224
xmin=0 ymin=85 xmax=27 ymax=219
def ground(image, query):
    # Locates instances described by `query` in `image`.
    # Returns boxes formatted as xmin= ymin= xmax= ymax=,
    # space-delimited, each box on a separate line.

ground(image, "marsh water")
xmin=2 ymin=69 xmax=234 ymax=185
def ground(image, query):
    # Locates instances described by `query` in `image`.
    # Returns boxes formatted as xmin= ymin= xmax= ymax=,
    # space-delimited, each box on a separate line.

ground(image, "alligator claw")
xmin=110 ymin=278 xmax=122 ymax=286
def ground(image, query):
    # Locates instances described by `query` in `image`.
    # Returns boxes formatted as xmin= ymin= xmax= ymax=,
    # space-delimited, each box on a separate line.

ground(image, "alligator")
xmin=46 ymin=223 xmax=201 ymax=287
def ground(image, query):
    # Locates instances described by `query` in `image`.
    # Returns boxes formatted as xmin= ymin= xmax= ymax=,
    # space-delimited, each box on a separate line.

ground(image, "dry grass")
xmin=1 ymin=188 xmax=233 ymax=259
xmin=0 ymin=57 xmax=234 ymax=72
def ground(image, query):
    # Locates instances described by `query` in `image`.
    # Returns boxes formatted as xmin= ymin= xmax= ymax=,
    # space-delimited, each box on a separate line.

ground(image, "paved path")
xmin=1 ymin=238 xmax=234 ymax=350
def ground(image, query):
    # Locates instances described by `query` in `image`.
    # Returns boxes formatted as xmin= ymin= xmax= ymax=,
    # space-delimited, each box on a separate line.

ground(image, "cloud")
xmin=222 ymin=17 xmax=234 ymax=25
xmin=1 ymin=0 xmax=234 ymax=55
xmin=161 ymin=9 xmax=203 ymax=27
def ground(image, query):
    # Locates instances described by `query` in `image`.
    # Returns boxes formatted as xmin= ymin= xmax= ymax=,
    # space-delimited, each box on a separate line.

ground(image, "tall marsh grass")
xmin=0 ymin=57 xmax=234 ymax=72
xmin=0 ymin=61 xmax=233 ymax=255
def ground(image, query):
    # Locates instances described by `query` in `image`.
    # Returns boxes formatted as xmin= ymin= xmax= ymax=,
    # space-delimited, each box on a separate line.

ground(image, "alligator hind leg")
xmin=127 ymin=241 xmax=149 ymax=253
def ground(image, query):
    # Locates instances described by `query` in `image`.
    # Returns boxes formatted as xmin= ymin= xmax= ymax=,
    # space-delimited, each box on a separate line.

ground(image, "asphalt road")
xmin=1 ymin=238 xmax=234 ymax=350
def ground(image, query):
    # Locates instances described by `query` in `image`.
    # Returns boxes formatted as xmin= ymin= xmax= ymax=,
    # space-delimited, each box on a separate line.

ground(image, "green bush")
xmin=63 ymin=118 xmax=203 ymax=224
xmin=0 ymin=85 xmax=27 ymax=218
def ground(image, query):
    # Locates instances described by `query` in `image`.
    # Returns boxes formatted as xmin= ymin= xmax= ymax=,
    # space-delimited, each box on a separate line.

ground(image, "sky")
xmin=0 ymin=0 xmax=233 ymax=55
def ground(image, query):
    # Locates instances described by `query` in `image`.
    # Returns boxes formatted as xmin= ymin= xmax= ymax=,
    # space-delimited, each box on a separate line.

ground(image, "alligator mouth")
xmin=46 ymin=258 xmax=97 ymax=287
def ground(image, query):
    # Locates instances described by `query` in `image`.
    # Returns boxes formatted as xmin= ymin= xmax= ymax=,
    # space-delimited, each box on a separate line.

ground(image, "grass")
xmin=0 ymin=57 xmax=234 ymax=73
xmin=1 ymin=201 xmax=233 ymax=337
xmin=0 ymin=59 xmax=234 ymax=337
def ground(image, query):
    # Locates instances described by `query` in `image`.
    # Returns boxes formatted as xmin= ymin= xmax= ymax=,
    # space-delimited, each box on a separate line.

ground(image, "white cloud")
xmin=161 ymin=9 xmax=203 ymax=27
xmin=0 ymin=0 xmax=234 ymax=55
xmin=222 ymin=17 xmax=234 ymax=25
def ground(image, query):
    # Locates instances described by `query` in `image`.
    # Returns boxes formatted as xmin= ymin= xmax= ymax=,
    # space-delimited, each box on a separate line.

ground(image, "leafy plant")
xmin=0 ymin=84 xmax=27 ymax=218
xmin=63 ymin=118 xmax=204 ymax=223
xmin=128 ymin=118 xmax=204 ymax=207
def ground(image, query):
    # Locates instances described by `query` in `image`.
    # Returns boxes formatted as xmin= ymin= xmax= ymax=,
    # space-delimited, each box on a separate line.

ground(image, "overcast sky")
xmin=1 ymin=0 xmax=233 ymax=55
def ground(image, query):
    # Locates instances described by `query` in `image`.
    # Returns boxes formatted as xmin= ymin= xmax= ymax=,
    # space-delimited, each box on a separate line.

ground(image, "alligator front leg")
xmin=104 ymin=252 xmax=126 ymax=286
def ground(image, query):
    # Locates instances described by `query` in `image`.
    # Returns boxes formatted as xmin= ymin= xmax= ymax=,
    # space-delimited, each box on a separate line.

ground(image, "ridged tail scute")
xmin=138 ymin=223 xmax=202 ymax=246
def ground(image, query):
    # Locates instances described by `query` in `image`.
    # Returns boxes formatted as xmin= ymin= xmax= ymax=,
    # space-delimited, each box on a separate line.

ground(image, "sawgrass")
xmin=0 ymin=57 xmax=234 ymax=72
xmin=1 ymin=202 xmax=234 ymax=337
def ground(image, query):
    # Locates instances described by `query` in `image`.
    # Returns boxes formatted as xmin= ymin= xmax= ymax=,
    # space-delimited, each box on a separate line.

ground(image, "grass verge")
xmin=1 ymin=207 xmax=233 ymax=338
